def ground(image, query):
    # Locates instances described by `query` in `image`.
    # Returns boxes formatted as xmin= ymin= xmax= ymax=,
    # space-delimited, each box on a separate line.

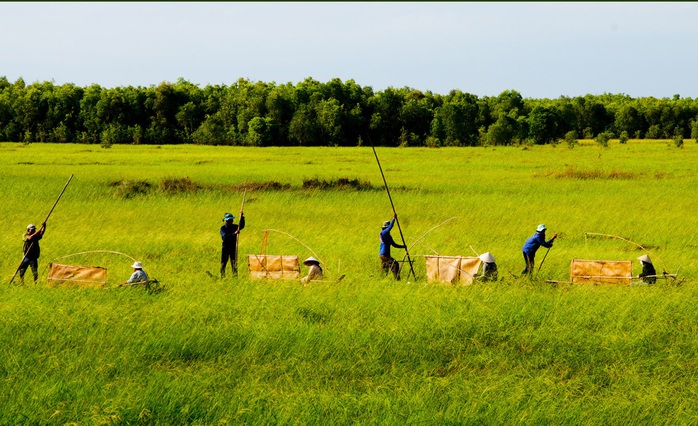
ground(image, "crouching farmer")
xmin=476 ymin=252 xmax=498 ymax=282
xmin=122 ymin=261 xmax=149 ymax=286
xmin=637 ymin=254 xmax=656 ymax=284
xmin=301 ymin=257 xmax=324 ymax=284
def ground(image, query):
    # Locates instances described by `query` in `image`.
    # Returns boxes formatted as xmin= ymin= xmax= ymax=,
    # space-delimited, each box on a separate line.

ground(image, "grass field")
xmin=0 ymin=140 xmax=697 ymax=424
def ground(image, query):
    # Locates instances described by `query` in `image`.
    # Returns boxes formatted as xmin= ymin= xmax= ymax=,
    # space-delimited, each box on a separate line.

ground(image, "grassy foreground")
xmin=0 ymin=141 xmax=697 ymax=424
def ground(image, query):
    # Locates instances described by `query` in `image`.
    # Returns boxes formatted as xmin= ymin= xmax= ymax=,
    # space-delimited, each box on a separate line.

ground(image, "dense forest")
xmin=1 ymin=76 xmax=697 ymax=147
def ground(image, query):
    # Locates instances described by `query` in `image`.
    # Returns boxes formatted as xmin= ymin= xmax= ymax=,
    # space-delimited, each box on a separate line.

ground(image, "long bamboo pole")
xmin=536 ymin=246 xmax=552 ymax=276
xmin=54 ymin=250 xmax=137 ymax=262
xmin=406 ymin=217 xmax=457 ymax=253
xmin=233 ymin=188 xmax=247 ymax=275
xmin=369 ymin=141 xmax=416 ymax=281
xmin=584 ymin=232 xmax=669 ymax=273
xmin=9 ymin=174 xmax=74 ymax=285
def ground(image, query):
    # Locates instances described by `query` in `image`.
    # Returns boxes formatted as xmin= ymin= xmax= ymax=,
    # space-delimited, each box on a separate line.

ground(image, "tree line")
xmin=1 ymin=76 xmax=697 ymax=147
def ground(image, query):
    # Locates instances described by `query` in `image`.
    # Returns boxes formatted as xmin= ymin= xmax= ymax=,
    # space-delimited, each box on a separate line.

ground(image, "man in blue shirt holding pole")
xmin=379 ymin=213 xmax=406 ymax=280
xmin=521 ymin=224 xmax=557 ymax=276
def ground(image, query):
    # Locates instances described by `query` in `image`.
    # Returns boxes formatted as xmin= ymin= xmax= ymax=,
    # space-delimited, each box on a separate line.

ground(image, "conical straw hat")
xmin=637 ymin=254 xmax=652 ymax=264
xmin=479 ymin=252 xmax=495 ymax=263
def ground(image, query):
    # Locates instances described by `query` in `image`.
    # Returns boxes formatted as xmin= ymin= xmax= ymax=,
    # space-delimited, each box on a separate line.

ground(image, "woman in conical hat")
xmin=637 ymin=254 xmax=656 ymax=284
xmin=301 ymin=257 xmax=324 ymax=283
xmin=476 ymin=252 xmax=498 ymax=282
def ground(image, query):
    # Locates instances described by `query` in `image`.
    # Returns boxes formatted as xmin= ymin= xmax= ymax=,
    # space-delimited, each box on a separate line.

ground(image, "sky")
xmin=2 ymin=2 xmax=697 ymax=99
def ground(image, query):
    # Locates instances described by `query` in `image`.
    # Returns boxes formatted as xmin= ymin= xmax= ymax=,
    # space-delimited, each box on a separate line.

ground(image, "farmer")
xmin=379 ymin=213 xmax=406 ymax=280
xmin=476 ymin=252 xmax=498 ymax=281
xmin=521 ymin=224 xmax=557 ymax=276
xmin=301 ymin=257 xmax=324 ymax=283
xmin=19 ymin=222 xmax=46 ymax=283
xmin=123 ymin=261 xmax=149 ymax=285
xmin=220 ymin=211 xmax=245 ymax=278
xmin=637 ymin=254 xmax=657 ymax=284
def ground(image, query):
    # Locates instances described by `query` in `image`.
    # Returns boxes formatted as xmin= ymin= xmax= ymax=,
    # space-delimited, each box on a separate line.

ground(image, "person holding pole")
xmin=220 ymin=211 xmax=245 ymax=278
xmin=521 ymin=224 xmax=557 ymax=276
xmin=19 ymin=222 xmax=46 ymax=284
xmin=379 ymin=213 xmax=406 ymax=280
xmin=9 ymin=175 xmax=73 ymax=286
xmin=369 ymin=139 xmax=416 ymax=281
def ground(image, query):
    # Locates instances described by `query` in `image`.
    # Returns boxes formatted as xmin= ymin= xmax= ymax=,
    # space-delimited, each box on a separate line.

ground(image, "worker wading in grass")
xmin=379 ymin=213 xmax=407 ymax=280
xmin=369 ymin=137 xmax=416 ymax=281
xmin=121 ymin=261 xmax=149 ymax=286
xmin=521 ymin=224 xmax=557 ymax=277
xmin=19 ymin=223 xmax=46 ymax=284
xmin=9 ymin=174 xmax=73 ymax=286
xmin=220 ymin=211 xmax=245 ymax=278
xmin=301 ymin=257 xmax=323 ymax=284
xmin=637 ymin=254 xmax=657 ymax=284
xmin=476 ymin=252 xmax=498 ymax=282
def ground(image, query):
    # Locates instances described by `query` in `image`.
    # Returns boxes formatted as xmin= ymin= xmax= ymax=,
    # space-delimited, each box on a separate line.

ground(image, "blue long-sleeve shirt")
xmin=220 ymin=215 xmax=246 ymax=249
xmin=522 ymin=232 xmax=554 ymax=256
xmin=379 ymin=218 xmax=405 ymax=257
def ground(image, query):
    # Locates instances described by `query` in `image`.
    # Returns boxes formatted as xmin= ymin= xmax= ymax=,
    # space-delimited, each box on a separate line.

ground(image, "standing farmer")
xmin=19 ymin=222 xmax=46 ymax=284
xmin=521 ymin=224 xmax=557 ymax=276
xmin=379 ymin=213 xmax=406 ymax=280
xmin=220 ymin=211 xmax=245 ymax=278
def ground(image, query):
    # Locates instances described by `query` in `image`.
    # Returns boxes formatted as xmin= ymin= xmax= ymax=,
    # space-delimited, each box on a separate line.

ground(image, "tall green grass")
xmin=0 ymin=141 xmax=696 ymax=424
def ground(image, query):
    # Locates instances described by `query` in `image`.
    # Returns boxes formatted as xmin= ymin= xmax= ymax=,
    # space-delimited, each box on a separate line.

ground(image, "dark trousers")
xmin=19 ymin=257 xmax=39 ymax=282
xmin=380 ymin=255 xmax=401 ymax=280
xmin=521 ymin=252 xmax=535 ymax=276
xmin=221 ymin=248 xmax=238 ymax=278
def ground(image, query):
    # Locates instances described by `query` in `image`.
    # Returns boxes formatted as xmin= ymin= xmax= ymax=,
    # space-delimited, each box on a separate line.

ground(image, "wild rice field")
xmin=0 ymin=140 xmax=697 ymax=424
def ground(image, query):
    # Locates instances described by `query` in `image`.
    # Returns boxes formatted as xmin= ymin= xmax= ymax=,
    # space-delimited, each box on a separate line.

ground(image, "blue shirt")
xmin=522 ymin=232 xmax=554 ymax=255
xmin=379 ymin=218 xmax=405 ymax=257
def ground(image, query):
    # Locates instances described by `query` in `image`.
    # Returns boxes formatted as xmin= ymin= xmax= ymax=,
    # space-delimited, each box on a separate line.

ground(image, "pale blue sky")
xmin=2 ymin=2 xmax=696 ymax=98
